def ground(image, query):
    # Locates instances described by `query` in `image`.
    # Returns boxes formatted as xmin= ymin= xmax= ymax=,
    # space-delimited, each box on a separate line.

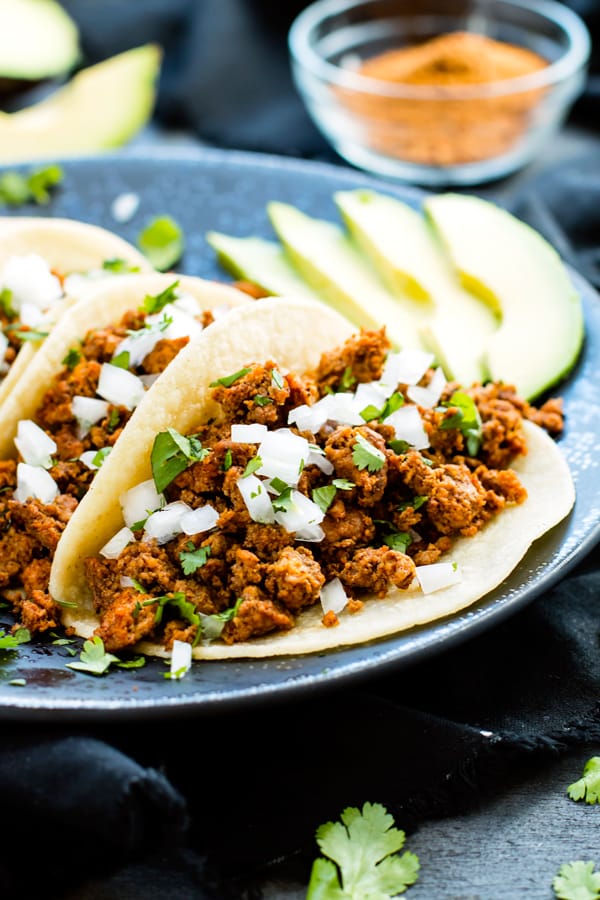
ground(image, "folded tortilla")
xmin=0 ymin=216 xmax=152 ymax=407
xmin=49 ymin=297 xmax=575 ymax=658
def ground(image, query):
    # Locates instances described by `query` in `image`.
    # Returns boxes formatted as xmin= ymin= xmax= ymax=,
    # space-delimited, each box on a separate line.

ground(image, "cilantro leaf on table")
xmin=66 ymin=636 xmax=119 ymax=675
xmin=137 ymin=216 xmax=184 ymax=271
xmin=0 ymin=164 xmax=63 ymax=207
xmin=568 ymin=758 xmax=600 ymax=805
xmin=0 ymin=628 xmax=30 ymax=650
xmin=553 ymin=861 xmax=600 ymax=900
xmin=306 ymin=802 xmax=420 ymax=899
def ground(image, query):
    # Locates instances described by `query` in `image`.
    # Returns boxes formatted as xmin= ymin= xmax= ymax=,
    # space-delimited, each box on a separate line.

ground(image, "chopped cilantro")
xmin=383 ymin=531 xmax=412 ymax=553
xmin=164 ymin=665 xmax=189 ymax=681
xmin=352 ymin=433 xmax=386 ymax=473
xmin=0 ymin=164 xmax=63 ymax=207
xmin=51 ymin=637 xmax=75 ymax=646
xmin=103 ymin=257 xmax=141 ymax=274
xmin=440 ymin=390 xmax=483 ymax=457
xmin=271 ymin=369 xmax=284 ymax=390
xmin=254 ymin=394 xmax=272 ymax=407
xmin=269 ymin=476 xmax=289 ymax=494
xmin=8 ymin=679 xmax=26 ymax=687
xmin=0 ymin=628 xmax=30 ymax=650
xmin=106 ymin=408 xmax=121 ymax=433
xmin=312 ymin=484 xmax=336 ymax=514
xmin=222 ymin=448 xmax=233 ymax=471
xmin=151 ymin=428 xmax=209 ymax=493
xmin=111 ymin=350 xmax=131 ymax=369
xmin=179 ymin=544 xmax=211 ymax=575
xmin=553 ymin=861 xmax=600 ymax=900
xmin=388 ymin=439 xmax=410 ymax=455
xmin=66 ymin=636 xmax=119 ymax=676
xmin=142 ymin=280 xmax=180 ymax=314
xmin=0 ymin=288 xmax=14 ymax=317
xmin=12 ymin=329 xmax=49 ymax=342
xmin=307 ymin=802 xmax=419 ymax=899
xmin=210 ymin=367 xmax=252 ymax=388
xmin=242 ymin=456 xmax=262 ymax=478
xmin=62 ymin=347 xmax=82 ymax=370
xmin=92 ymin=447 xmax=112 ymax=468
xmin=130 ymin=518 xmax=148 ymax=533
xmin=339 ymin=366 xmax=356 ymax=391
xmin=116 ymin=656 xmax=146 ymax=669
xmin=398 ymin=495 xmax=428 ymax=512
xmin=55 ymin=599 xmax=78 ymax=609
xmin=361 ymin=391 xmax=404 ymax=423
xmin=272 ymin=486 xmax=294 ymax=512
xmin=137 ymin=216 xmax=184 ymax=271
xmin=198 ymin=597 xmax=243 ymax=643
xmin=332 ymin=478 xmax=354 ymax=491
xmin=568 ymin=757 xmax=600 ymax=805
xmin=143 ymin=591 xmax=199 ymax=628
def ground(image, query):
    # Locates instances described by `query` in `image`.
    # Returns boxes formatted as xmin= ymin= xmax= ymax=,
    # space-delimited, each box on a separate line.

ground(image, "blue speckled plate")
xmin=0 ymin=148 xmax=598 ymax=720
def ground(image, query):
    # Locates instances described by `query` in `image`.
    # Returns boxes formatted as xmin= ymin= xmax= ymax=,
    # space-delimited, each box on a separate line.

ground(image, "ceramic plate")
xmin=0 ymin=149 xmax=598 ymax=720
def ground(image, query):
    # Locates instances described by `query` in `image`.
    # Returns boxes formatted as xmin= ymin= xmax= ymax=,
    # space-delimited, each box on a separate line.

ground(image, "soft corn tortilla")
xmin=0 ymin=271 xmax=249 ymax=458
xmin=50 ymin=297 xmax=575 ymax=658
xmin=0 ymin=217 xmax=152 ymax=406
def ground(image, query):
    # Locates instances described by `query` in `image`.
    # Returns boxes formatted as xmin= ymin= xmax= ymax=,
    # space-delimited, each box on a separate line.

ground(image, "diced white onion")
xmin=97 ymin=363 xmax=145 ymax=410
xmin=230 ymin=423 xmax=268 ymax=444
xmin=172 ymin=293 xmax=201 ymax=316
xmin=287 ymin=402 xmax=320 ymax=433
xmin=19 ymin=302 xmax=44 ymax=328
xmin=257 ymin=429 xmax=309 ymax=485
xmin=120 ymin=575 xmax=138 ymax=589
xmin=71 ymin=395 xmax=109 ymax=438
xmin=353 ymin=380 xmax=388 ymax=412
xmin=237 ymin=473 xmax=275 ymax=523
xmin=143 ymin=501 xmax=192 ymax=545
xmin=14 ymin=462 xmax=59 ymax=504
xmin=295 ymin=523 xmax=325 ymax=542
xmin=180 ymin=504 xmax=219 ymax=535
xmin=306 ymin=449 xmax=334 ymax=475
xmin=0 ymin=332 xmax=8 ymax=363
xmin=120 ymin=479 xmax=164 ymax=527
xmin=386 ymin=405 xmax=430 ymax=450
xmin=274 ymin=489 xmax=325 ymax=536
xmin=415 ymin=562 xmax=460 ymax=594
xmin=211 ymin=303 xmax=235 ymax=320
xmin=320 ymin=577 xmax=348 ymax=615
xmin=140 ymin=373 xmax=160 ymax=388
xmin=79 ymin=450 xmax=100 ymax=470
xmin=149 ymin=305 xmax=203 ymax=341
xmin=100 ymin=526 xmax=135 ymax=559
xmin=407 ymin=367 xmax=447 ymax=409
xmin=113 ymin=325 xmax=164 ymax=368
xmin=14 ymin=419 xmax=56 ymax=468
xmin=1 ymin=254 xmax=62 ymax=310
xmin=111 ymin=191 xmax=140 ymax=223
xmin=170 ymin=640 xmax=192 ymax=679
xmin=380 ymin=349 xmax=434 ymax=391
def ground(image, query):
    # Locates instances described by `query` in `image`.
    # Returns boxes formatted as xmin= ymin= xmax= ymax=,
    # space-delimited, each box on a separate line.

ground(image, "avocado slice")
xmin=0 ymin=0 xmax=79 ymax=81
xmin=0 ymin=45 xmax=161 ymax=163
xmin=335 ymin=189 xmax=498 ymax=386
xmin=267 ymin=202 xmax=431 ymax=351
xmin=426 ymin=193 xmax=584 ymax=400
xmin=206 ymin=231 xmax=321 ymax=301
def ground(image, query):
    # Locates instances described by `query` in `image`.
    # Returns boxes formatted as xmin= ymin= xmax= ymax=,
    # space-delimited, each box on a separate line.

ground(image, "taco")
xmin=48 ymin=297 xmax=575 ymax=659
xmin=0 ymin=272 xmax=249 ymax=634
xmin=0 ymin=216 xmax=151 ymax=408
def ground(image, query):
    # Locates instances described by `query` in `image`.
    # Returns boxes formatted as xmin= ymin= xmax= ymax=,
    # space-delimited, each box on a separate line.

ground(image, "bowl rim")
xmin=289 ymin=0 xmax=591 ymax=99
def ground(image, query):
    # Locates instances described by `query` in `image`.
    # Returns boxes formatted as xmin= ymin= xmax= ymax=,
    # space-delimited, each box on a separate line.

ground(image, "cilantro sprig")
xmin=142 ymin=280 xmax=180 ymax=314
xmin=210 ymin=367 xmax=252 ymax=388
xmin=0 ymin=628 xmax=30 ymax=650
xmin=137 ymin=216 xmax=184 ymax=271
xmin=553 ymin=861 xmax=600 ymax=900
xmin=361 ymin=392 xmax=404 ymax=423
xmin=179 ymin=543 xmax=211 ymax=576
xmin=66 ymin=636 xmax=119 ymax=676
xmin=0 ymin=164 xmax=63 ymax=207
xmin=307 ymin=802 xmax=419 ymax=899
xmin=352 ymin=433 xmax=386 ymax=473
xmin=568 ymin=758 xmax=600 ymax=805
xmin=151 ymin=428 xmax=210 ymax=493
xmin=440 ymin=391 xmax=483 ymax=457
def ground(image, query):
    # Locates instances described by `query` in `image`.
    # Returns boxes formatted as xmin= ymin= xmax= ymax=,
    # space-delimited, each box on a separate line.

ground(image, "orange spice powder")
xmin=341 ymin=32 xmax=549 ymax=166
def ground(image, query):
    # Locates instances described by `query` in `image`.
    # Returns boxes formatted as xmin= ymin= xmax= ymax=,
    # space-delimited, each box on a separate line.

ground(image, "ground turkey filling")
xmin=0 ymin=306 xmax=214 ymax=634
xmin=83 ymin=329 xmax=564 ymax=652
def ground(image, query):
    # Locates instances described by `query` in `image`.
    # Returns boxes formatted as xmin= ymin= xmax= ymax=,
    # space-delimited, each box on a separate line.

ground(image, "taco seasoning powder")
xmin=341 ymin=31 xmax=549 ymax=165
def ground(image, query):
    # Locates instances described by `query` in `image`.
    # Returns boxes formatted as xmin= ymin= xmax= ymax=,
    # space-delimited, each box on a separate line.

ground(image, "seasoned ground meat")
xmin=141 ymin=337 xmax=189 ymax=374
xmin=221 ymin=586 xmax=294 ymax=643
xmin=313 ymin=328 xmax=390 ymax=393
xmin=325 ymin=426 xmax=388 ymax=507
xmin=265 ymin=546 xmax=324 ymax=612
xmin=211 ymin=362 xmax=292 ymax=427
xmin=340 ymin=547 xmax=416 ymax=597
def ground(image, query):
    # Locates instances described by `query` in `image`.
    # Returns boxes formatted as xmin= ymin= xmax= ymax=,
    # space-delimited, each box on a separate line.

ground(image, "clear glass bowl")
xmin=289 ymin=0 xmax=591 ymax=185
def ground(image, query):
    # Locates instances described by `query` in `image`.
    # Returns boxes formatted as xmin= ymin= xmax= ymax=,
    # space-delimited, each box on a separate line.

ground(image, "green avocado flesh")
xmin=0 ymin=0 xmax=80 ymax=80
xmin=267 ymin=201 xmax=430 ymax=352
xmin=426 ymin=193 xmax=584 ymax=400
xmin=335 ymin=189 xmax=498 ymax=386
xmin=0 ymin=45 xmax=161 ymax=163
xmin=205 ymin=232 xmax=321 ymax=301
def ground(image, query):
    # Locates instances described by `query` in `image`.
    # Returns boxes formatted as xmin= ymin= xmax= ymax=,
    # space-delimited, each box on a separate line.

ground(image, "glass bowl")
xmin=289 ymin=0 xmax=591 ymax=185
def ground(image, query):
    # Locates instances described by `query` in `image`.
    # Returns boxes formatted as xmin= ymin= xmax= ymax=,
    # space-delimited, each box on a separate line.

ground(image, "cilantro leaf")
xmin=210 ymin=367 xmax=252 ymax=388
xmin=332 ymin=478 xmax=355 ymax=491
xmin=142 ymin=591 xmax=199 ymax=628
xmin=12 ymin=329 xmax=49 ymax=343
xmin=312 ymin=485 xmax=337 ymax=514
xmin=307 ymin=802 xmax=420 ymax=899
xmin=553 ymin=861 xmax=600 ymax=900
xmin=271 ymin=369 xmax=284 ymax=390
xmin=0 ymin=287 xmax=14 ymax=317
xmin=111 ymin=350 xmax=131 ymax=369
xmin=137 ymin=216 xmax=184 ymax=271
xmin=440 ymin=391 xmax=483 ymax=457
xmin=142 ymin=280 xmax=180 ymax=314
xmin=102 ymin=257 xmax=141 ymax=274
xmin=0 ymin=164 xmax=63 ymax=207
xmin=361 ymin=392 xmax=404 ymax=423
xmin=383 ymin=532 xmax=412 ymax=553
xmin=66 ymin=636 xmax=120 ymax=675
xmin=62 ymin=348 xmax=82 ymax=370
xmin=0 ymin=627 xmax=30 ymax=650
xmin=339 ymin=367 xmax=356 ymax=391
xmin=568 ymin=758 xmax=600 ymax=805
xmin=254 ymin=394 xmax=272 ymax=407
xmin=272 ymin=486 xmax=294 ymax=512
xmin=179 ymin=544 xmax=211 ymax=576
xmin=116 ymin=656 xmax=146 ymax=669
xmin=222 ymin=449 xmax=233 ymax=471
xmin=151 ymin=428 xmax=209 ymax=493
xmin=242 ymin=455 xmax=262 ymax=478
xmin=352 ymin=433 xmax=386 ymax=473
xmin=197 ymin=597 xmax=243 ymax=643
xmin=92 ymin=447 xmax=112 ymax=468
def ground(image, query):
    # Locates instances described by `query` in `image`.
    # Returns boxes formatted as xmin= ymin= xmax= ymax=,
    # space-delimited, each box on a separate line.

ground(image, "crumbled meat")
xmin=221 ymin=585 xmax=294 ymax=643
xmin=265 ymin=546 xmax=324 ymax=612
xmin=313 ymin=328 xmax=390 ymax=393
xmin=340 ymin=547 xmax=416 ymax=597
xmin=325 ymin=426 xmax=388 ymax=506
xmin=142 ymin=337 xmax=189 ymax=374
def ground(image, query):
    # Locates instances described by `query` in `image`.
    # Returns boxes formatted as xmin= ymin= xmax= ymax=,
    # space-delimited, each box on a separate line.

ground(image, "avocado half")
xmin=0 ymin=44 xmax=161 ymax=163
